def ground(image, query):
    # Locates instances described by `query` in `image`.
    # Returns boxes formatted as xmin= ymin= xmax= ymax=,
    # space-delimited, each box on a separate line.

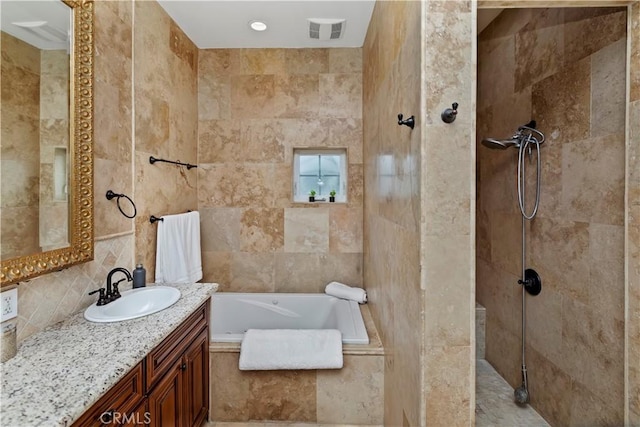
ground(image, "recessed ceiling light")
xmin=249 ymin=21 xmax=267 ymax=32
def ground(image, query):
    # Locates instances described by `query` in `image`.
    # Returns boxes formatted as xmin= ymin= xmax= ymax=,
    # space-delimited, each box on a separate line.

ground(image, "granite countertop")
xmin=0 ymin=282 xmax=218 ymax=427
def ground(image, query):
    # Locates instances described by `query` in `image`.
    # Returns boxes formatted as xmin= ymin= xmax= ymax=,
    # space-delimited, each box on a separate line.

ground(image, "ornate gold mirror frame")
xmin=1 ymin=0 xmax=94 ymax=287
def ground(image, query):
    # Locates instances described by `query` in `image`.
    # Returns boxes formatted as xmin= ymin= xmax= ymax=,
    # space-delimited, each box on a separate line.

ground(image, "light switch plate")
xmin=1 ymin=288 xmax=18 ymax=322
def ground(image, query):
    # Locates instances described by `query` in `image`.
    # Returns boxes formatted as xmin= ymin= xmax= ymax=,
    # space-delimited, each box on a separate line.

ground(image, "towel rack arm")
xmin=149 ymin=156 xmax=197 ymax=170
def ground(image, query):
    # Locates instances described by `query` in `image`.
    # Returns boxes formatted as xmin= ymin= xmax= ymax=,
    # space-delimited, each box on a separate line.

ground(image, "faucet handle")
xmin=111 ymin=279 xmax=125 ymax=301
xmin=88 ymin=288 xmax=108 ymax=306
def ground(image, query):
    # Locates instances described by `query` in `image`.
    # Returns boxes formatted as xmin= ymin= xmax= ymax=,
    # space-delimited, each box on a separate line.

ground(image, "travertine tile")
xmin=210 ymin=352 xmax=316 ymax=422
xmin=423 ymin=345 xmax=473 ymax=426
xmin=423 ymin=234 xmax=472 ymax=347
xmin=590 ymin=38 xmax=627 ymax=138
xmin=231 ymin=75 xmax=280 ymax=119
xmin=201 ymin=251 xmax=231 ymax=289
xmin=200 ymin=208 xmax=242 ymax=252
xmin=363 ymin=4 xmax=425 ymax=414
xmin=198 ymin=164 xmax=276 ymax=208
xmin=240 ymin=208 xmax=284 ymax=252
xmin=240 ymin=120 xmax=285 ymax=163
xmin=284 ymin=49 xmax=329 ymax=74
xmin=526 ymin=348 xmax=572 ymax=426
xmin=589 ymin=224 xmax=625 ymax=321
xmin=198 ymin=120 xmax=241 ymax=163
xmin=240 ymin=49 xmax=285 ymax=75
xmin=532 ymin=58 xmax=591 ymax=144
xmin=230 ymin=253 xmax=275 ymax=292
xmin=561 ymin=133 xmax=625 ymax=225
xmin=329 ymin=206 xmax=363 ymax=253
xmin=316 ymin=355 xmax=384 ymax=424
xmin=284 ymin=208 xmax=330 ymax=253
xmin=319 ymin=74 xmax=362 ymax=119
xmin=274 ymin=253 xmax=325 ymax=293
xmin=329 ymin=48 xmax=363 ymax=74
xmin=563 ymin=9 xmax=626 ymax=64
xmin=529 ymin=217 xmax=590 ymax=303
xmin=514 ymin=9 xmax=564 ymax=91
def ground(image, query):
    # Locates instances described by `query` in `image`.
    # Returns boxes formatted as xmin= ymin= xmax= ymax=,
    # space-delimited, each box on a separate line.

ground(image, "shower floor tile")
xmin=476 ymin=359 xmax=550 ymax=427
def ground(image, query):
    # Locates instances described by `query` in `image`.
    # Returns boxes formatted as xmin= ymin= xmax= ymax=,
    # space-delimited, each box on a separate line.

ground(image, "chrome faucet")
xmin=106 ymin=267 xmax=132 ymax=302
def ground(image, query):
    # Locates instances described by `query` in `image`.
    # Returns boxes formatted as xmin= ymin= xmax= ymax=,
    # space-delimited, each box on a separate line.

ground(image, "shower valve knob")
xmin=441 ymin=102 xmax=459 ymax=124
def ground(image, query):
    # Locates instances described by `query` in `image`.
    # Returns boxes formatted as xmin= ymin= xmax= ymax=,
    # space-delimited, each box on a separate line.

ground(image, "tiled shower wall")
xmin=477 ymin=8 xmax=627 ymax=425
xmin=362 ymin=1 xmax=423 ymax=426
xmin=627 ymin=2 xmax=640 ymax=424
xmin=196 ymin=48 xmax=363 ymax=292
xmin=1 ymin=33 xmax=41 ymax=259
xmin=364 ymin=1 xmax=475 ymax=424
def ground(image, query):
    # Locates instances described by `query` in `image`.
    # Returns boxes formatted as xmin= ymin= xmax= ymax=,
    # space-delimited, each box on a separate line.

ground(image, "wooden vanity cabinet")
xmin=73 ymin=299 xmax=210 ymax=427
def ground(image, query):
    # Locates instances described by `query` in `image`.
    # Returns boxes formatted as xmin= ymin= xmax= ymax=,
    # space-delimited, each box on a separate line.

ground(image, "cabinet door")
xmin=71 ymin=362 xmax=145 ymax=427
xmin=182 ymin=329 xmax=209 ymax=427
xmin=148 ymin=360 xmax=183 ymax=427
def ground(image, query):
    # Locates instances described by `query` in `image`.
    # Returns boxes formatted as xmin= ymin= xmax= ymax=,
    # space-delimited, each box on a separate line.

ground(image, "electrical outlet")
xmin=1 ymin=288 xmax=18 ymax=322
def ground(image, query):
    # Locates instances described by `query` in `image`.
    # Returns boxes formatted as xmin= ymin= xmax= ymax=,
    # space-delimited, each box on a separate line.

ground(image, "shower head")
xmin=481 ymin=137 xmax=520 ymax=150
xmin=482 ymin=121 xmax=546 ymax=151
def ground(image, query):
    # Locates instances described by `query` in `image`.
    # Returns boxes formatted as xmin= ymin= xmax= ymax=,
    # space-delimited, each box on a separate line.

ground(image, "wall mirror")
xmin=1 ymin=0 xmax=94 ymax=286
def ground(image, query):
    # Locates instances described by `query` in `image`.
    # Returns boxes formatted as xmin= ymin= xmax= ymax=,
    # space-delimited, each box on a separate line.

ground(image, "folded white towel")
xmin=239 ymin=329 xmax=343 ymax=371
xmin=155 ymin=211 xmax=202 ymax=284
xmin=325 ymin=281 xmax=367 ymax=303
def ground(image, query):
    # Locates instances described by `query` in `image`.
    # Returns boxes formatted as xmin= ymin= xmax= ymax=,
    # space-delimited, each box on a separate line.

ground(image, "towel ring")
xmin=106 ymin=190 xmax=137 ymax=219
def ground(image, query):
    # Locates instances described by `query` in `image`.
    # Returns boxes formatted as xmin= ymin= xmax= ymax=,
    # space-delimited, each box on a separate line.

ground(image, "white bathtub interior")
xmin=211 ymin=293 xmax=369 ymax=345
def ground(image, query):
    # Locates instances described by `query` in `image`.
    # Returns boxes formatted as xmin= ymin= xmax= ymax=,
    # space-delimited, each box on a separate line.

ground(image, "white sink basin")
xmin=84 ymin=286 xmax=181 ymax=323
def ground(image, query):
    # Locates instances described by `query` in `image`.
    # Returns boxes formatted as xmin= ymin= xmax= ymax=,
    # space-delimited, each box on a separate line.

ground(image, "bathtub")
xmin=211 ymin=293 xmax=369 ymax=345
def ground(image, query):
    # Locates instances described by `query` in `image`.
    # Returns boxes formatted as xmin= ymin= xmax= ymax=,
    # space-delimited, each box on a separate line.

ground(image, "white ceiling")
xmin=157 ymin=0 xmax=376 ymax=49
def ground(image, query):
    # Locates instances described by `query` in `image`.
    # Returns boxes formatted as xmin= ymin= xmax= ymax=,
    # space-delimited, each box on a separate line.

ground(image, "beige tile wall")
xmin=421 ymin=2 xmax=476 ymax=425
xmin=477 ymin=7 xmax=628 ymax=425
xmin=364 ymin=1 xmax=476 ymax=425
xmin=197 ymin=48 xmax=363 ymax=292
xmin=362 ymin=1 xmax=424 ymax=425
xmin=1 ymin=32 xmax=41 ymax=259
xmin=210 ymin=352 xmax=383 ymax=424
xmin=627 ymin=2 xmax=640 ymax=424
xmin=133 ymin=0 xmax=199 ymax=279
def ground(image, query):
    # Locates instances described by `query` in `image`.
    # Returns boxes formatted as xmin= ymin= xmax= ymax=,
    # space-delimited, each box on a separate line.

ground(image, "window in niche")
xmin=293 ymin=148 xmax=347 ymax=202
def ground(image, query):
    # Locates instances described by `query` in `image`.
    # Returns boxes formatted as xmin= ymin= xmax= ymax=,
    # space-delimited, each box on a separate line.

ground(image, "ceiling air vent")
xmin=308 ymin=18 xmax=346 ymax=41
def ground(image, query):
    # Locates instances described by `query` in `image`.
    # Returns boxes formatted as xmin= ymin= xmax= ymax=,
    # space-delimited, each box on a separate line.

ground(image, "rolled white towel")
xmin=325 ymin=281 xmax=367 ymax=304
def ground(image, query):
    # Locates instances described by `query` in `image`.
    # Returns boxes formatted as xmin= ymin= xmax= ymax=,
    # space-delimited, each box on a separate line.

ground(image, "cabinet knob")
xmin=181 ymin=363 xmax=187 ymax=371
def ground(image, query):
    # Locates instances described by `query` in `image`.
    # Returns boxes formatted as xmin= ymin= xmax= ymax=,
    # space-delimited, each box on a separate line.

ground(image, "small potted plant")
xmin=309 ymin=189 xmax=316 ymax=202
xmin=329 ymin=190 xmax=336 ymax=203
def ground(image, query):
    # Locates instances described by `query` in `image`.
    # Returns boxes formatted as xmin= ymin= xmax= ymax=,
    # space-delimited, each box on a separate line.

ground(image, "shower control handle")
xmin=441 ymin=102 xmax=459 ymax=123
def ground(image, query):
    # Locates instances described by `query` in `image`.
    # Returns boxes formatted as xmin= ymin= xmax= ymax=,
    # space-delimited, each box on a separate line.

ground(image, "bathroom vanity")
xmin=0 ymin=283 xmax=217 ymax=427
xmin=73 ymin=299 xmax=210 ymax=426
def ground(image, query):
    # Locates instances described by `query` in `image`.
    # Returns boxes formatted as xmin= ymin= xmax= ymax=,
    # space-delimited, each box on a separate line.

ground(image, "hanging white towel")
xmin=325 ymin=281 xmax=367 ymax=303
xmin=155 ymin=211 xmax=202 ymax=284
xmin=239 ymin=329 xmax=343 ymax=370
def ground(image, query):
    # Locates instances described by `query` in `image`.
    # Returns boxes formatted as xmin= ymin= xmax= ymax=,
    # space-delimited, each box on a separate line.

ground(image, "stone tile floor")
xmin=205 ymin=360 xmax=550 ymax=427
xmin=476 ymin=359 xmax=550 ymax=427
